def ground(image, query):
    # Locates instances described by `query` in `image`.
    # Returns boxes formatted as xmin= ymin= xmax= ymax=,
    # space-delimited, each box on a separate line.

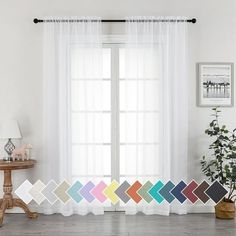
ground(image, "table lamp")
xmin=0 ymin=120 xmax=22 ymax=161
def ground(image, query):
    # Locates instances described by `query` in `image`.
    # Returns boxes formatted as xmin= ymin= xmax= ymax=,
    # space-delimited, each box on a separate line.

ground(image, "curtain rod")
xmin=33 ymin=18 xmax=197 ymax=24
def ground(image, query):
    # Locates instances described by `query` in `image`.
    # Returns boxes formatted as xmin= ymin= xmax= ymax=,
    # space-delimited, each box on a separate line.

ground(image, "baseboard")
xmin=5 ymin=208 xmax=24 ymax=213
xmin=187 ymin=204 xmax=214 ymax=213
xmin=6 ymin=203 xmax=215 ymax=214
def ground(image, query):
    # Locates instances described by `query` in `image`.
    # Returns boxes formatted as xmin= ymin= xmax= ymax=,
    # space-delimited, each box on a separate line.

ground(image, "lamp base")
xmin=3 ymin=157 xmax=13 ymax=162
xmin=4 ymin=139 xmax=15 ymax=161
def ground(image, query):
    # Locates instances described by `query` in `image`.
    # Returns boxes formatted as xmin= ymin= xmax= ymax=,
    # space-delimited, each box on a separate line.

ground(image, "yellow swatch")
xmin=103 ymin=180 xmax=119 ymax=204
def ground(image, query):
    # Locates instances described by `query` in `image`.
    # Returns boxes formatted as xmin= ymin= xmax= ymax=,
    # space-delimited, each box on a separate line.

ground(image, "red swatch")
xmin=182 ymin=180 xmax=198 ymax=203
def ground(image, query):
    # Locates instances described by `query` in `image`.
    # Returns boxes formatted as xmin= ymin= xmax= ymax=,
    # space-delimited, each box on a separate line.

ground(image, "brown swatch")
xmin=193 ymin=180 xmax=210 ymax=203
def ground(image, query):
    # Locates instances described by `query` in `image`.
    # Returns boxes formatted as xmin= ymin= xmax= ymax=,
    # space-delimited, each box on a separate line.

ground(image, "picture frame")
xmin=197 ymin=62 xmax=234 ymax=107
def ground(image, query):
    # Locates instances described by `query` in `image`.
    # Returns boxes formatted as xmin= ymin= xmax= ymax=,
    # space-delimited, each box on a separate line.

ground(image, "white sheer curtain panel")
xmin=42 ymin=17 xmax=104 ymax=215
xmin=123 ymin=17 xmax=188 ymax=215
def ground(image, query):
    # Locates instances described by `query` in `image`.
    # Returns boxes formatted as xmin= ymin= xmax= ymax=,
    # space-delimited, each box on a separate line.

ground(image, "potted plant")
xmin=201 ymin=107 xmax=236 ymax=219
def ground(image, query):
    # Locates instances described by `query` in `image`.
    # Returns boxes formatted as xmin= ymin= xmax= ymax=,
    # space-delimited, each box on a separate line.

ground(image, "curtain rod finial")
xmin=33 ymin=18 xmax=43 ymax=24
xmin=192 ymin=18 xmax=197 ymax=24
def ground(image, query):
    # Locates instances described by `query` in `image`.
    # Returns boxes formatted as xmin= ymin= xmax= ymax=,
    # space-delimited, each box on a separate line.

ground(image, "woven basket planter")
xmin=215 ymin=201 xmax=235 ymax=219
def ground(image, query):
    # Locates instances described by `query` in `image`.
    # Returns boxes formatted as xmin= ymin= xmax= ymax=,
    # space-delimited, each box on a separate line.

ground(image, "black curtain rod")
xmin=33 ymin=18 xmax=197 ymax=24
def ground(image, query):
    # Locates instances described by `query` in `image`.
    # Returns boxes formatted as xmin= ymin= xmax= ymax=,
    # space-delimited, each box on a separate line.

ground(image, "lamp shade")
xmin=0 ymin=120 xmax=22 ymax=139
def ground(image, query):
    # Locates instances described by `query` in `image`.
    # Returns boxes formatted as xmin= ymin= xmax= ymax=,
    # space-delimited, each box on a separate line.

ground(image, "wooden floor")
xmin=0 ymin=213 xmax=235 ymax=236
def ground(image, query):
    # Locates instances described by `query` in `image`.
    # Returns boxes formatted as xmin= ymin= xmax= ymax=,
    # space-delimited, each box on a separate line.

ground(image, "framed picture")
xmin=197 ymin=62 xmax=234 ymax=107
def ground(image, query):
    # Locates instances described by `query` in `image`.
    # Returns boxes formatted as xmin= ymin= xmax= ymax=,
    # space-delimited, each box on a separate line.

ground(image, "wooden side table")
xmin=0 ymin=159 xmax=38 ymax=226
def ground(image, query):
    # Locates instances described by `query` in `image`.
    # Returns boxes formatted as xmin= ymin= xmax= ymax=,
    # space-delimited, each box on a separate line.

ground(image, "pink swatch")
xmin=91 ymin=181 xmax=107 ymax=203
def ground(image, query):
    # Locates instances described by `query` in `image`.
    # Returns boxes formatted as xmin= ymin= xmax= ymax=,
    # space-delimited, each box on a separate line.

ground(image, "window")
xmin=71 ymin=41 xmax=159 ymax=210
xmin=71 ymin=46 xmax=112 ymax=178
xmin=119 ymin=48 xmax=159 ymax=179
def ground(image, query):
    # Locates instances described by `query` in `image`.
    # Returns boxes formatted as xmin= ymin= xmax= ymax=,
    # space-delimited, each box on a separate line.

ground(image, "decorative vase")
xmin=25 ymin=148 xmax=32 ymax=160
xmin=215 ymin=201 xmax=235 ymax=219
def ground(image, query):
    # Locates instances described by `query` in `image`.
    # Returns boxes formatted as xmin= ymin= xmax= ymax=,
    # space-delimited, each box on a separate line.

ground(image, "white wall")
xmin=0 ymin=0 xmax=235 ymax=212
